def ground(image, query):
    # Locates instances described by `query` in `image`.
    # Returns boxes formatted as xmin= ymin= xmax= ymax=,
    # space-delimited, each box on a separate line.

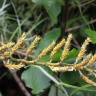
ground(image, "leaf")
xmin=34 ymin=28 xmax=60 ymax=57
xmin=85 ymin=28 xmax=96 ymax=44
xmin=52 ymin=50 xmax=62 ymax=62
xmin=21 ymin=66 xmax=50 ymax=94
xmin=64 ymin=48 xmax=79 ymax=63
xmin=60 ymin=71 xmax=80 ymax=85
xmin=31 ymin=0 xmax=61 ymax=24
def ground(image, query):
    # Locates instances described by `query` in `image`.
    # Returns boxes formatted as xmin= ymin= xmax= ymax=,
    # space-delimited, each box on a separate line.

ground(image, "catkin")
xmin=0 ymin=42 xmax=14 ymax=52
xmin=75 ymin=37 xmax=91 ymax=64
xmin=49 ymin=66 xmax=74 ymax=72
xmin=88 ymin=54 xmax=96 ymax=65
xmin=79 ymin=70 xmax=96 ymax=86
xmin=26 ymin=36 xmax=41 ymax=54
xmin=0 ymin=56 xmax=5 ymax=60
xmin=50 ymin=38 xmax=65 ymax=59
xmin=11 ymin=33 xmax=26 ymax=53
xmin=73 ymin=54 xmax=91 ymax=70
xmin=60 ymin=34 xmax=72 ymax=62
xmin=5 ymin=63 xmax=24 ymax=70
xmin=1 ymin=32 xmax=96 ymax=87
xmin=81 ymin=73 xmax=96 ymax=86
xmin=38 ymin=41 xmax=55 ymax=59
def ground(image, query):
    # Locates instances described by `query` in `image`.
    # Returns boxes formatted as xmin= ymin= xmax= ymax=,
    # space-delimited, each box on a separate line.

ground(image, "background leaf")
xmin=85 ymin=28 xmax=96 ymax=44
xmin=34 ymin=28 xmax=60 ymax=57
xmin=31 ymin=0 xmax=61 ymax=24
xmin=64 ymin=48 xmax=79 ymax=64
xmin=21 ymin=66 xmax=51 ymax=94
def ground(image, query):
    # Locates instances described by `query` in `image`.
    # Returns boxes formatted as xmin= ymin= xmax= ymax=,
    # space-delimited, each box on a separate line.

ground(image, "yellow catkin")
xmin=38 ymin=41 xmax=55 ymax=59
xmin=0 ymin=42 xmax=14 ymax=51
xmin=75 ymin=37 xmax=91 ymax=63
xmin=26 ymin=36 xmax=41 ymax=54
xmin=5 ymin=63 xmax=24 ymax=70
xmin=11 ymin=33 xmax=26 ymax=53
xmin=49 ymin=66 xmax=74 ymax=72
xmin=0 ymin=56 xmax=5 ymax=60
xmin=81 ymin=74 xmax=96 ymax=86
xmin=3 ymin=51 xmax=11 ymax=57
xmin=60 ymin=34 xmax=72 ymax=62
xmin=79 ymin=70 xmax=96 ymax=86
xmin=50 ymin=38 xmax=65 ymax=59
xmin=88 ymin=54 xmax=96 ymax=65
xmin=73 ymin=54 xmax=91 ymax=70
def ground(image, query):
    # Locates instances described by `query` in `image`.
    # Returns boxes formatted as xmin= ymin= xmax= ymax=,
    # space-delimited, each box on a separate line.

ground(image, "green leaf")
xmin=21 ymin=66 xmax=50 ymax=94
xmin=85 ymin=28 xmax=96 ymax=44
xmin=52 ymin=50 xmax=62 ymax=62
xmin=31 ymin=0 xmax=61 ymax=24
xmin=34 ymin=28 xmax=60 ymax=57
xmin=60 ymin=71 xmax=80 ymax=85
xmin=64 ymin=48 xmax=79 ymax=63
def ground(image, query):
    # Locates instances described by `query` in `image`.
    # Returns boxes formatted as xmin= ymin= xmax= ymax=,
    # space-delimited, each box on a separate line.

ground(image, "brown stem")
xmin=65 ymin=18 xmax=96 ymax=32
xmin=9 ymin=70 xmax=31 ymax=96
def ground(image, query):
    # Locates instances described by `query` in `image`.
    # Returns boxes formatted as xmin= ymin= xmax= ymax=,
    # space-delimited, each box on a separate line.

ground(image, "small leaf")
xmin=85 ymin=28 xmax=96 ymax=44
xmin=64 ymin=48 xmax=79 ymax=63
xmin=21 ymin=66 xmax=50 ymax=94
xmin=66 ymin=48 xmax=78 ymax=59
xmin=51 ymin=50 xmax=62 ymax=62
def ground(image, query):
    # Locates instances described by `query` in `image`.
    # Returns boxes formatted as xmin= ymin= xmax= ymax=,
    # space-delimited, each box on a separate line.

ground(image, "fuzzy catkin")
xmin=2 ymin=33 xmax=26 ymax=58
xmin=81 ymin=74 xmax=96 ymax=86
xmin=73 ymin=54 xmax=91 ymax=69
xmin=11 ymin=33 xmax=26 ymax=53
xmin=88 ymin=54 xmax=96 ymax=65
xmin=5 ymin=63 xmax=24 ymax=70
xmin=60 ymin=34 xmax=72 ymax=62
xmin=38 ymin=41 xmax=55 ymax=59
xmin=26 ymin=36 xmax=41 ymax=54
xmin=49 ymin=66 xmax=74 ymax=72
xmin=75 ymin=37 xmax=91 ymax=63
xmin=50 ymin=38 xmax=65 ymax=59
xmin=0 ymin=42 xmax=14 ymax=51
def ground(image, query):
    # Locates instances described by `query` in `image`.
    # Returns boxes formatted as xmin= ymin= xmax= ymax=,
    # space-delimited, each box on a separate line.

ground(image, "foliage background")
xmin=0 ymin=0 xmax=96 ymax=96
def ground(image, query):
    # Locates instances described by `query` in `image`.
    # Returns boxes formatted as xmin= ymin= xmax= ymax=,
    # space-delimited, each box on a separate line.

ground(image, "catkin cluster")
xmin=0 ymin=32 xmax=96 ymax=87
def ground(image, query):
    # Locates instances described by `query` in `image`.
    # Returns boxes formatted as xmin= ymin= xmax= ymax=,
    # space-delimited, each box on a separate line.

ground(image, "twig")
xmin=3 ymin=59 xmax=31 ymax=96
xmin=10 ymin=0 xmax=21 ymax=34
xmin=9 ymin=70 xmax=31 ymax=96
xmin=80 ymin=0 xmax=95 ymax=7
xmin=14 ymin=50 xmax=33 ymax=58
xmin=65 ymin=19 xmax=96 ymax=32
